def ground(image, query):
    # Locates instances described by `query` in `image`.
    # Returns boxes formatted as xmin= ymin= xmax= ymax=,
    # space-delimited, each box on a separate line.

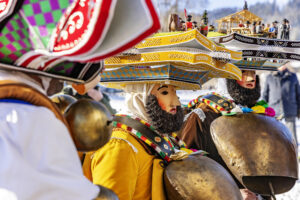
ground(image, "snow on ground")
xmin=108 ymin=90 xmax=300 ymax=200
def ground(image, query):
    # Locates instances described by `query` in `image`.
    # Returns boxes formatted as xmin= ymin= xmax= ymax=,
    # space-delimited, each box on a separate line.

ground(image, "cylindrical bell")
xmin=50 ymin=94 xmax=77 ymax=114
xmin=164 ymin=154 xmax=243 ymax=200
xmin=64 ymin=99 xmax=113 ymax=152
xmin=210 ymin=113 xmax=298 ymax=195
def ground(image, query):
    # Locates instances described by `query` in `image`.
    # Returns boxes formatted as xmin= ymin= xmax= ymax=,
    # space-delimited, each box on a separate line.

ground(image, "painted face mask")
xmin=236 ymin=70 xmax=256 ymax=89
xmin=146 ymin=84 xmax=184 ymax=134
xmin=150 ymin=84 xmax=181 ymax=114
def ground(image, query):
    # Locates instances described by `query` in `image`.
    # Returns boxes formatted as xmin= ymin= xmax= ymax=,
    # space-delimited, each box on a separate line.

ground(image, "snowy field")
xmin=108 ymin=90 xmax=300 ymax=200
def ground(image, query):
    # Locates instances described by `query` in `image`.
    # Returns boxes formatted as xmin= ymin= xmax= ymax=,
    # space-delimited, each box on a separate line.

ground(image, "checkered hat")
xmin=0 ymin=0 xmax=160 ymax=83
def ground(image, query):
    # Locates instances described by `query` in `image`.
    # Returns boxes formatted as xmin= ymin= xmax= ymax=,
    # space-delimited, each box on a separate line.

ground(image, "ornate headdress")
xmin=102 ymin=29 xmax=243 ymax=90
xmin=212 ymin=33 xmax=299 ymax=70
xmin=0 ymin=0 xmax=160 ymax=83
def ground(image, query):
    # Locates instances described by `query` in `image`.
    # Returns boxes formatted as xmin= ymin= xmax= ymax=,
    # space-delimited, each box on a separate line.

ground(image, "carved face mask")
xmin=150 ymin=84 xmax=181 ymax=114
xmin=146 ymin=84 xmax=184 ymax=134
xmin=236 ymin=70 xmax=256 ymax=89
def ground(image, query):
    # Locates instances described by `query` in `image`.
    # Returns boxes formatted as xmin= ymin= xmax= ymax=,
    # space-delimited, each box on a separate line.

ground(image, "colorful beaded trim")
xmin=188 ymin=92 xmax=234 ymax=113
xmin=113 ymin=114 xmax=187 ymax=163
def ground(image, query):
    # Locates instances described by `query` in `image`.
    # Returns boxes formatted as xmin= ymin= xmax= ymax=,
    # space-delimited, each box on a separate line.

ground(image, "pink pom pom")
xmin=265 ymin=107 xmax=276 ymax=117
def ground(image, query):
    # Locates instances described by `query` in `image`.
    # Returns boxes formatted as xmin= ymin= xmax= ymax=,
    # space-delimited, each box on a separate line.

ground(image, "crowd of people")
xmin=238 ymin=19 xmax=291 ymax=39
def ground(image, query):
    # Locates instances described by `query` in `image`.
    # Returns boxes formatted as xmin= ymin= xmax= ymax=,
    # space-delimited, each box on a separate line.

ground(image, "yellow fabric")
xmin=83 ymin=128 xmax=166 ymax=200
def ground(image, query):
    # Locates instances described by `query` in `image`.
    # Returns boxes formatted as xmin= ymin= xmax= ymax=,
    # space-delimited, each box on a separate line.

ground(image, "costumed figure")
xmin=62 ymin=84 xmax=117 ymax=115
xmin=200 ymin=10 xmax=209 ymax=36
xmin=185 ymin=15 xmax=193 ymax=31
xmin=209 ymin=25 xmax=215 ymax=32
xmin=180 ymin=20 xmax=186 ymax=31
xmin=192 ymin=21 xmax=198 ymax=29
xmin=83 ymin=30 xmax=245 ymax=200
xmin=0 ymin=0 xmax=160 ymax=199
xmin=180 ymin=66 xmax=298 ymax=199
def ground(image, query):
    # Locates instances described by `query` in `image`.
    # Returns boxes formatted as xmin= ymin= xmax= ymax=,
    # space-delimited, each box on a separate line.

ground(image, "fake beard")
xmin=145 ymin=94 xmax=184 ymax=134
xmin=226 ymin=75 xmax=261 ymax=107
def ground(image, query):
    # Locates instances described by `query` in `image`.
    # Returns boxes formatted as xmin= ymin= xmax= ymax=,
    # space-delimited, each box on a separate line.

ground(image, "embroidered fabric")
xmin=184 ymin=108 xmax=206 ymax=122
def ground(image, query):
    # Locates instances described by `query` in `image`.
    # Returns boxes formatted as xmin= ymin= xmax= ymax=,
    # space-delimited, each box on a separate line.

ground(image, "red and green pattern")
xmin=0 ymin=13 xmax=32 ymax=63
xmin=22 ymin=0 xmax=72 ymax=47
xmin=0 ymin=0 xmax=72 ymax=63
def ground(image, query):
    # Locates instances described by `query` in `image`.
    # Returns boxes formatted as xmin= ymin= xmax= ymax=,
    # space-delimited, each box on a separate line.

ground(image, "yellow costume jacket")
xmin=83 ymin=128 xmax=166 ymax=200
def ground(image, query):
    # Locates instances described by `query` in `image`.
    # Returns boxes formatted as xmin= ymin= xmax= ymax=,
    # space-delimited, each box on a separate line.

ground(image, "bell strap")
xmin=113 ymin=115 xmax=175 ymax=163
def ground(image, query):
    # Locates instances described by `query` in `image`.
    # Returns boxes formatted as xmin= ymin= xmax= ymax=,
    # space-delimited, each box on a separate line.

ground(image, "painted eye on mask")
xmin=161 ymin=91 xmax=169 ymax=95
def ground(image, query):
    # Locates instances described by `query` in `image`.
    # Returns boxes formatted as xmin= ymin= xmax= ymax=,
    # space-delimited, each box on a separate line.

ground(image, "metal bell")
xmin=164 ymin=154 xmax=243 ymax=200
xmin=64 ymin=99 xmax=113 ymax=152
xmin=51 ymin=94 xmax=77 ymax=114
xmin=210 ymin=113 xmax=298 ymax=196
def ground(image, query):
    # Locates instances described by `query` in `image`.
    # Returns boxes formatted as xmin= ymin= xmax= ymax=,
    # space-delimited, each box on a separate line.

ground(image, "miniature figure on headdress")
xmin=200 ymin=10 xmax=209 ymax=36
xmin=185 ymin=14 xmax=193 ymax=31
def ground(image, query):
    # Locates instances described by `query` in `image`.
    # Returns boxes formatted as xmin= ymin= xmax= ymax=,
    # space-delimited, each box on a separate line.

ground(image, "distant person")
xmin=261 ymin=23 xmax=266 ymax=37
xmin=273 ymin=21 xmax=279 ymax=38
xmin=268 ymin=23 xmax=276 ymax=38
xmin=262 ymin=64 xmax=300 ymax=146
xmin=280 ymin=19 xmax=288 ymax=40
xmin=256 ymin=21 xmax=262 ymax=34
xmin=286 ymin=20 xmax=291 ymax=40
xmin=263 ymin=23 xmax=270 ymax=37
xmin=245 ymin=20 xmax=251 ymax=28
xmin=252 ymin=21 xmax=257 ymax=34
xmin=209 ymin=24 xmax=215 ymax=32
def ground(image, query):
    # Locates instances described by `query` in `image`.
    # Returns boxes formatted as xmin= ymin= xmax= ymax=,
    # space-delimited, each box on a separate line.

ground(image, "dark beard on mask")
xmin=145 ymin=94 xmax=184 ymax=134
xmin=226 ymin=75 xmax=261 ymax=107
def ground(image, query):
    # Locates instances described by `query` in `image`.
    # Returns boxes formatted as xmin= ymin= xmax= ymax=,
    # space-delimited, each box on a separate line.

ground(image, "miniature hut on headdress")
xmin=216 ymin=1 xmax=262 ymax=36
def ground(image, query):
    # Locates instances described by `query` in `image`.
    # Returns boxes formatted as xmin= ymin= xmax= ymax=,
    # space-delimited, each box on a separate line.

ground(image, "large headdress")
xmin=211 ymin=33 xmax=300 ymax=70
xmin=102 ymin=29 xmax=243 ymax=91
xmin=0 ymin=0 xmax=160 ymax=83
